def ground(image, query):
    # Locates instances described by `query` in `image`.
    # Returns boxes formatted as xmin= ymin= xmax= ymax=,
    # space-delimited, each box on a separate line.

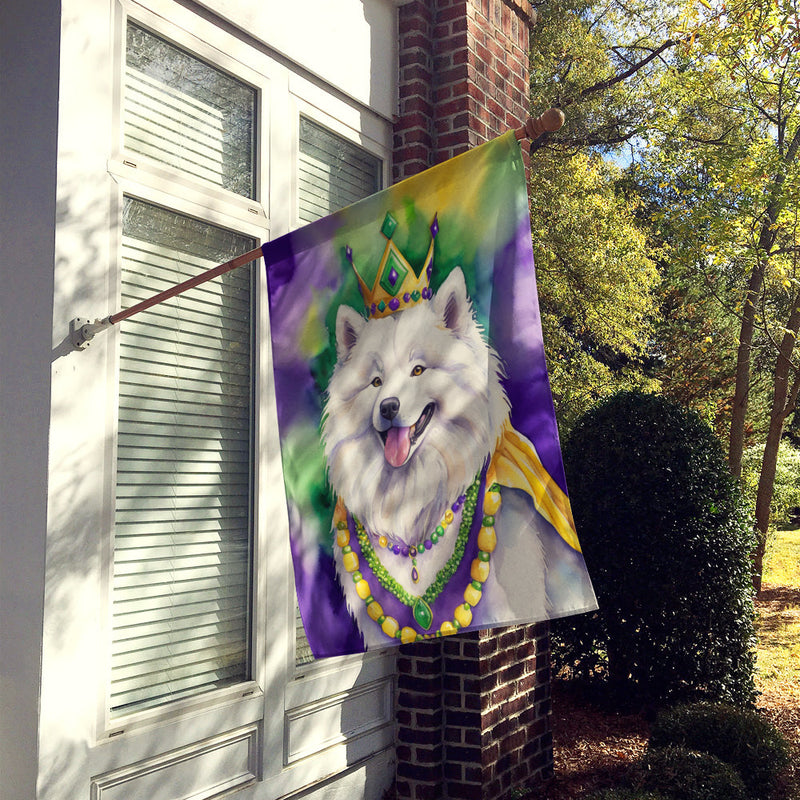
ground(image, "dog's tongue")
xmin=384 ymin=426 xmax=411 ymax=467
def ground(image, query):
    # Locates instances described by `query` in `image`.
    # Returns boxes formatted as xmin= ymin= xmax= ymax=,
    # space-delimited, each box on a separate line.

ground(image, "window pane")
xmin=298 ymin=117 xmax=381 ymax=223
xmin=295 ymin=119 xmax=382 ymax=664
xmin=111 ymin=197 xmax=255 ymax=715
xmin=125 ymin=23 xmax=256 ymax=198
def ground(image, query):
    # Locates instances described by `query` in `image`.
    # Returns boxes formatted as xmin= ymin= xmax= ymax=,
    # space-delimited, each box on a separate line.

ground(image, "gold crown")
xmin=346 ymin=212 xmax=438 ymax=318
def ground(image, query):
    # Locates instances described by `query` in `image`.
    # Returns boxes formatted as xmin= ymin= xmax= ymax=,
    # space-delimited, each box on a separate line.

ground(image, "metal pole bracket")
xmin=70 ymin=317 xmax=112 ymax=350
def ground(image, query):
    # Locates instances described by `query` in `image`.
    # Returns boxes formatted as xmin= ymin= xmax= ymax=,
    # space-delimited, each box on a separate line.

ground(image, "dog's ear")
xmin=433 ymin=267 xmax=472 ymax=335
xmin=334 ymin=304 xmax=367 ymax=360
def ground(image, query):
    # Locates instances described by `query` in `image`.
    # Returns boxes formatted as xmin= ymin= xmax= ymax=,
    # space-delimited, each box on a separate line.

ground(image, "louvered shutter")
xmin=294 ymin=118 xmax=381 ymax=664
xmin=298 ymin=117 xmax=381 ymax=224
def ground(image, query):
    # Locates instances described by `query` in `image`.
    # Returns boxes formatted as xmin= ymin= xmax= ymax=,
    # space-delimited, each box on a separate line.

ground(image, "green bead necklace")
xmin=337 ymin=475 xmax=502 ymax=640
xmin=355 ymin=476 xmax=479 ymax=610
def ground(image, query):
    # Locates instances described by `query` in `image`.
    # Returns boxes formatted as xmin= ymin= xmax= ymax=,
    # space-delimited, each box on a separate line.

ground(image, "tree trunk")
xmin=729 ymin=266 xmax=765 ymax=478
xmin=753 ymin=301 xmax=800 ymax=593
xmin=728 ymin=127 xmax=800 ymax=478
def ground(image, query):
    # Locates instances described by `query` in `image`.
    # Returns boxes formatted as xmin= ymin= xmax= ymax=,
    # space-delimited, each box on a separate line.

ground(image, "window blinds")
xmin=111 ymin=199 xmax=255 ymax=715
xmin=125 ymin=23 xmax=256 ymax=199
xmin=111 ymin=22 xmax=258 ymax=717
xmin=298 ymin=117 xmax=381 ymax=224
xmin=294 ymin=118 xmax=381 ymax=665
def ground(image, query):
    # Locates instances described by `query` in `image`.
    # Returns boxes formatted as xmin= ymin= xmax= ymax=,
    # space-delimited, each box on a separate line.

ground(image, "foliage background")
xmin=528 ymin=0 xmax=800 ymax=587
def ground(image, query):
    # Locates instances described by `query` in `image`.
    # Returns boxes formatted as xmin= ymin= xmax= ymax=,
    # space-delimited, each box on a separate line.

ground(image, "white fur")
xmin=322 ymin=268 xmax=550 ymax=646
xmin=324 ymin=268 xmax=508 ymax=540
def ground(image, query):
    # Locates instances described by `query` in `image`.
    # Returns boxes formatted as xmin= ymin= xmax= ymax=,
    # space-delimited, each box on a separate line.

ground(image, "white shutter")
xmin=294 ymin=118 xmax=382 ymax=664
xmin=111 ymin=198 xmax=255 ymax=716
xmin=124 ymin=23 xmax=256 ymax=199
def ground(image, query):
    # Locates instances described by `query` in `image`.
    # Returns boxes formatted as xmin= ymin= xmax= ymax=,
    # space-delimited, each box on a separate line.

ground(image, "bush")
xmin=632 ymin=746 xmax=748 ymax=800
xmin=649 ymin=702 xmax=790 ymax=798
xmin=554 ymin=391 xmax=757 ymax=707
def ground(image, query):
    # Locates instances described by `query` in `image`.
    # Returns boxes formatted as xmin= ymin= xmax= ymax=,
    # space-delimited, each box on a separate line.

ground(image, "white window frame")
xmin=100 ymin=180 xmax=270 ymax=739
xmin=101 ymin=1 xmax=272 ymax=742
xmin=257 ymin=79 xmax=398 ymax=795
xmin=284 ymin=90 xmax=394 ymax=683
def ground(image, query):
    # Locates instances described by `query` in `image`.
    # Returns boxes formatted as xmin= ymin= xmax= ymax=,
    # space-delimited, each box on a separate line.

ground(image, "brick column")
xmin=395 ymin=625 xmax=553 ymax=800
xmin=396 ymin=641 xmax=446 ymax=800
xmin=441 ymin=626 xmax=553 ymax=799
xmin=395 ymin=0 xmax=435 ymax=182
xmin=393 ymin=2 xmax=553 ymax=799
xmin=394 ymin=0 xmax=535 ymax=179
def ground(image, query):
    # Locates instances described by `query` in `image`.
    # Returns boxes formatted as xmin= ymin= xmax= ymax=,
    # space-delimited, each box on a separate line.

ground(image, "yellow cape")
xmin=488 ymin=419 xmax=581 ymax=552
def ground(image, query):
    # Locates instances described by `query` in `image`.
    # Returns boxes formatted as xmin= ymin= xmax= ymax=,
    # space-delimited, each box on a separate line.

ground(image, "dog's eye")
xmin=411 ymin=365 xmax=426 ymax=377
xmin=371 ymin=376 xmax=382 ymax=387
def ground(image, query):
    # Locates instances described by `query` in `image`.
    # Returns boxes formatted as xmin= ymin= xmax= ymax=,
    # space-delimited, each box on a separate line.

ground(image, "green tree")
xmin=530 ymin=151 xmax=660 ymax=430
xmin=528 ymin=0 xmax=673 ymax=429
xmin=634 ymin=0 xmax=800 ymax=589
xmin=529 ymin=0 xmax=682 ymax=156
xmin=741 ymin=438 xmax=800 ymax=526
xmin=652 ymin=284 xmax=739 ymax=437
xmin=529 ymin=0 xmax=799 ymax=592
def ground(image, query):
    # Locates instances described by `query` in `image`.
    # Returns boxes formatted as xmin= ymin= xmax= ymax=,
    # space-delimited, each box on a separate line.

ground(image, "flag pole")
xmin=70 ymin=108 xmax=564 ymax=350
xmin=69 ymin=246 xmax=264 ymax=349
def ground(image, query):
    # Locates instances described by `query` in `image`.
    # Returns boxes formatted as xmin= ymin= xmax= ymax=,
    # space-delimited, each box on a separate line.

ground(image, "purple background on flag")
xmin=491 ymin=217 xmax=569 ymax=495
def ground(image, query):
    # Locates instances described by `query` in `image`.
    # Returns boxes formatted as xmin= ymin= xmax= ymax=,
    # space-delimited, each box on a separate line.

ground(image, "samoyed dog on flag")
xmin=322 ymin=264 xmax=592 ymax=650
xmin=265 ymin=135 xmax=597 ymax=656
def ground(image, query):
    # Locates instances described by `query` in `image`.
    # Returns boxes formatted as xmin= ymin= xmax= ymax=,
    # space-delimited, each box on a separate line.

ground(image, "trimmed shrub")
xmin=554 ymin=391 xmax=757 ymax=707
xmin=632 ymin=746 xmax=748 ymax=800
xmin=649 ymin=701 xmax=790 ymax=798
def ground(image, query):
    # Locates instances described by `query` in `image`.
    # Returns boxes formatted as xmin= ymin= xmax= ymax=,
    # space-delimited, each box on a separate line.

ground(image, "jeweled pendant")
xmin=411 ymin=565 xmax=419 ymax=583
xmin=412 ymin=597 xmax=433 ymax=630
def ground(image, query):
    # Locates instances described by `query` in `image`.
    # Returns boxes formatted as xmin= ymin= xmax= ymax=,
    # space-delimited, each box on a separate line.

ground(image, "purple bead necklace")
xmin=375 ymin=493 xmax=468 ymax=583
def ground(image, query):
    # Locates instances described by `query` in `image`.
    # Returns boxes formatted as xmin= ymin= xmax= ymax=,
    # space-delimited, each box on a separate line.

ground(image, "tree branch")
xmin=557 ymin=39 xmax=678 ymax=108
xmin=530 ymin=128 xmax=638 ymax=155
xmin=683 ymin=128 xmax=737 ymax=146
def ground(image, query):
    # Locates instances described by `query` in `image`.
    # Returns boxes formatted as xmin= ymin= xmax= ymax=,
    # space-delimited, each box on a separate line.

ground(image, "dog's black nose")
xmin=380 ymin=397 xmax=400 ymax=421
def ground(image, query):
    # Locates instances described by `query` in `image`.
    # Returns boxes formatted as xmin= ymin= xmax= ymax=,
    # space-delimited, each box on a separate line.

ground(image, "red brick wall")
xmin=394 ymin=0 xmax=534 ymax=182
xmin=445 ymin=626 xmax=553 ymax=798
xmin=395 ymin=626 xmax=553 ymax=800
xmin=392 ymin=5 xmax=552 ymax=797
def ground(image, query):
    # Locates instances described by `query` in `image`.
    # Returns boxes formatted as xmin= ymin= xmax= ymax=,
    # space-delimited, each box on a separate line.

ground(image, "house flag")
xmin=262 ymin=131 xmax=597 ymax=658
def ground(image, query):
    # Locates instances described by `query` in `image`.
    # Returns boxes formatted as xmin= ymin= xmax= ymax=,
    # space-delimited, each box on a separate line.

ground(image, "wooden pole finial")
xmin=515 ymin=108 xmax=565 ymax=141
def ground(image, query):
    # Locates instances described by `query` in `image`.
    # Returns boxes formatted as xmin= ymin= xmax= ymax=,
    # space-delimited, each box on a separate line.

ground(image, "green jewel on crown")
xmin=346 ymin=212 xmax=439 ymax=318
